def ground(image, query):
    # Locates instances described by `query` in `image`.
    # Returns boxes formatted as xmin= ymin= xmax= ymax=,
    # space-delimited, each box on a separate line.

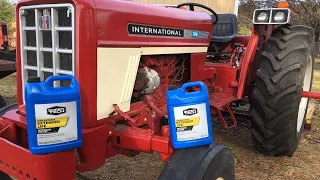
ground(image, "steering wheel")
xmin=176 ymin=2 xmax=219 ymax=24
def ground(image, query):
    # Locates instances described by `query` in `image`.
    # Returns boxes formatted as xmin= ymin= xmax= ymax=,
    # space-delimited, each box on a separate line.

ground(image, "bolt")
xmin=109 ymin=131 xmax=112 ymax=135
xmin=144 ymin=118 xmax=147 ymax=121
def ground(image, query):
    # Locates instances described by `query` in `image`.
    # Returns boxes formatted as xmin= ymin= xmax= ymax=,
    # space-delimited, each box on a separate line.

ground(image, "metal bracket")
xmin=216 ymin=105 xmax=237 ymax=129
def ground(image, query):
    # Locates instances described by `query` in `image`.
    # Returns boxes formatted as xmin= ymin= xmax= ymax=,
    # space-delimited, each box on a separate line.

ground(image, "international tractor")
xmin=0 ymin=0 xmax=319 ymax=180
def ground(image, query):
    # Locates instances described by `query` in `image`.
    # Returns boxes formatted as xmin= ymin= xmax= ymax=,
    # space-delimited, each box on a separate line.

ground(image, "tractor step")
xmin=209 ymin=93 xmax=236 ymax=109
xmin=209 ymin=93 xmax=238 ymax=129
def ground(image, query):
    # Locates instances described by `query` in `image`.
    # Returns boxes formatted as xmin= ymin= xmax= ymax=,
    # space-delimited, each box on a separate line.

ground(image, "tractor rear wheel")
xmin=158 ymin=143 xmax=235 ymax=180
xmin=250 ymin=25 xmax=315 ymax=157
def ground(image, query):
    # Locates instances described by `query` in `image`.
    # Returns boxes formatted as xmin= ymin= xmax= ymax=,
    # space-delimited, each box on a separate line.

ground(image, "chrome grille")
xmin=19 ymin=4 xmax=75 ymax=101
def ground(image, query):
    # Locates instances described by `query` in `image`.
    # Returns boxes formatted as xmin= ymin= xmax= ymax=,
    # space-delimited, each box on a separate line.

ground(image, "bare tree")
xmin=238 ymin=0 xmax=320 ymax=41
xmin=238 ymin=0 xmax=257 ymax=30
xmin=289 ymin=0 xmax=320 ymax=41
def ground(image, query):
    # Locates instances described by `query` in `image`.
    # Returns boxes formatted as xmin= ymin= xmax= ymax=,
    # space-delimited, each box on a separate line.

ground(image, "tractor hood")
xmin=16 ymin=0 xmax=213 ymax=47
xmin=14 ymin=0 xmax=213 ymax=128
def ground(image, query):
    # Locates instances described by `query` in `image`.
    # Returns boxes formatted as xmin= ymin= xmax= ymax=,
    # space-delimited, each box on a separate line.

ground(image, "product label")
xmin=173 ymin=103 xmax=209 ymax=141
xmin=34 ymin=101 xmax=78 ymax=146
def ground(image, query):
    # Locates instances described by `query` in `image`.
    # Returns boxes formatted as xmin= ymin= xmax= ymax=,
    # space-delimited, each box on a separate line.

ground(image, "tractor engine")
xmin=133 ymin=55 xmax=189 ymax=113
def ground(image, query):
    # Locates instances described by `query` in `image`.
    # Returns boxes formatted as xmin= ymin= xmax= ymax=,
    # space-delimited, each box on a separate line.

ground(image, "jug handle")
xmin=180 ymin=81 xmax=207 ymax=94
xmin=45 ymin=75 xmax=78 ymax=88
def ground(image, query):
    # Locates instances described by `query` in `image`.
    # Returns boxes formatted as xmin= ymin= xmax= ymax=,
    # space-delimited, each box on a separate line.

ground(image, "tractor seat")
xmin=211 ymin=14 xmax=238 ymax=43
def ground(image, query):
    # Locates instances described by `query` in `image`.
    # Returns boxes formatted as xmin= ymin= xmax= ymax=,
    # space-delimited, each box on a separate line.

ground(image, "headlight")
xmin=257 ymin=12 xmax=269 ymax=22
xmin=274 ymin=11 xmax=285 ymax=21
xmin=253 ymin=8 xmax=290 ymax=24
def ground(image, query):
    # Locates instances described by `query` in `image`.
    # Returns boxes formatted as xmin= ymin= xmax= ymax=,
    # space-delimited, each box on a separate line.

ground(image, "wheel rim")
xmin=297 ymin=56 xmax=313 ymax=132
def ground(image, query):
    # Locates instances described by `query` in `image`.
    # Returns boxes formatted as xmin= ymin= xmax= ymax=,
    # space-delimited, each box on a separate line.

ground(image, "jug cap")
xmin=27 ymin=76 xmax=41 ymax=83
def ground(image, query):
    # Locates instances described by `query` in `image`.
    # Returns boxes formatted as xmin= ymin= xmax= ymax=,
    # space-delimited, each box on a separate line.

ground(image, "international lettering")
xmin=128 ymin=24 xmax=184 ymax=37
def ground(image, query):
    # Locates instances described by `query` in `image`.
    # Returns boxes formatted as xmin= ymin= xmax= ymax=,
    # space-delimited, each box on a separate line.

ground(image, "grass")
xmin=312 ymin=59 xmax=320 ymax=92
xmin=0 ymin=73 xmax=17 ymax=104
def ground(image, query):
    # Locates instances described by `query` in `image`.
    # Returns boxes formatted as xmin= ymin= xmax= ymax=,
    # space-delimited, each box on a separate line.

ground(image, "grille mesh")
xmin=42 ymin=31 xmax=52 ymax=47
xmin=26 ymin=31 xmax=36 ymax=46
xmin=26 ymin=51 xmax=37 ymax=66
xmin=25 ymin=10 xmax=35 ymax=27
xmin=20 ymin=4 xmax=75 ymax=101
xmin=43 ymin=52 xmax=53 ymax=68
xmin=58 ymin=9 xmax=72 ymax=27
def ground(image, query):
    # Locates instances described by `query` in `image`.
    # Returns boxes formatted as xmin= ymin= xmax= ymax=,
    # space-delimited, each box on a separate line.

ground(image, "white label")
xmin=173 ymin=103 xmax=209 ymax=141
xmin=34 ymin=101 xmax=78 ymax=146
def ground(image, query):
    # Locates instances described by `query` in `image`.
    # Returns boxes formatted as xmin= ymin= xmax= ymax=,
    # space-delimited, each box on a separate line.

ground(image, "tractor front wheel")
xmin=0 ymin=171 xmax=12 ymax=180
xmin=250 ymin=25 xmax=315 ymax=157
xmin=158 ymin=143 xmax=235 ymax=180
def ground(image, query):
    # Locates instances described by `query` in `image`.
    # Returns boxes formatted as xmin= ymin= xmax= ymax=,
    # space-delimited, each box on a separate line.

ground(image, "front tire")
xmin=159 ymin=143 xmax=235 ymax=180
xmin=0 ymin=171 xmax=12 ymax=180
xmin=250 ymin=25 xmax=315 ymax=157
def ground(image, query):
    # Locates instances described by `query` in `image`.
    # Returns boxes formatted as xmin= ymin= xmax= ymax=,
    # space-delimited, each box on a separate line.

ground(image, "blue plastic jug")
xmin=166 ymin=81 xmax=213 ymax=149
xmin=25 ymin=75 xmax=82 ymax=155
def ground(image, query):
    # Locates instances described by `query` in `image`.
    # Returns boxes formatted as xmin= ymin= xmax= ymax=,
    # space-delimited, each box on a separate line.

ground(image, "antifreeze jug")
xmin=25 ymin=75 xmax=82 ymax=155
xmin=166 ymin=81 xmax=213 ymax=149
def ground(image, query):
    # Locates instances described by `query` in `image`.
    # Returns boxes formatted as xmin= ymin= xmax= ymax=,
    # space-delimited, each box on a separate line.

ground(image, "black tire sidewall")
xmin=159 ymin=143 xmax=235 ymax=180
xmin=200 ymin=147 xmax=235 ymax=180
xmin=0 ymin=171 xmax=12 ymax=180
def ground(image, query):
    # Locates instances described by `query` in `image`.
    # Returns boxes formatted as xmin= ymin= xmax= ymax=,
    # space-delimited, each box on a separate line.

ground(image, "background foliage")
xmin=0 ymin=0 xmax=16 ymax=37
xmin=238 ymin=0 xmax=320 ymax=39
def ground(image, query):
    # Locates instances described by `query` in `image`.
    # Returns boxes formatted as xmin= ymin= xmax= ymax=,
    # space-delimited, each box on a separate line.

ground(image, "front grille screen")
xmin=19 ymin=4 xmax=75 ymax=101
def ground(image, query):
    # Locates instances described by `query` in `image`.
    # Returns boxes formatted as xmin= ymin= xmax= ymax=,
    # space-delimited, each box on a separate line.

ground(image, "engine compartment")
xmin=132 ymin=55 xmax=190 ymax=114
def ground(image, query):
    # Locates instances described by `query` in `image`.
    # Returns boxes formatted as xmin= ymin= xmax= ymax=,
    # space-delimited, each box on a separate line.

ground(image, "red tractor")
xmin=0 ymin=0 xmax=318 ymax=179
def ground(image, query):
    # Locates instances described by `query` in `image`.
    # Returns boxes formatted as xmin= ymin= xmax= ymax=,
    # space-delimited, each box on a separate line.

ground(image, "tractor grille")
xmin=19 ymin=4 xmax=75 ymax=101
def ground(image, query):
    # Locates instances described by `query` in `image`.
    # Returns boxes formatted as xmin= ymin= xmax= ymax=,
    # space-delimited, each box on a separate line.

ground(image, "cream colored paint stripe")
xmin=97 ymin=46 xmax=208 ymax=120
xmin=141 ymin=46 xmax=208 ymax=55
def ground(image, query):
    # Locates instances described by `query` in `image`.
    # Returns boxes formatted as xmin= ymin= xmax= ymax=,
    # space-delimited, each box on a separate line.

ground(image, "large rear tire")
xmin=250 ymin=25 xmax=315 ymax=157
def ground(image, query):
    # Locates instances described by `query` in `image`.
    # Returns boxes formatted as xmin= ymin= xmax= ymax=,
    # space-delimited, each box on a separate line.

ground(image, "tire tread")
xmin=250 ymin=24 xmax=315 ymax=156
